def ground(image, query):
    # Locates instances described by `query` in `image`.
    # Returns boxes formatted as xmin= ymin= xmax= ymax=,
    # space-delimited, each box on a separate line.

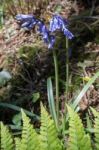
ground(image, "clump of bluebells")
xmin=15 ymin=14 xmax=74 ymax=48
xmin=15 ymin=13 xmax=74 ymax=126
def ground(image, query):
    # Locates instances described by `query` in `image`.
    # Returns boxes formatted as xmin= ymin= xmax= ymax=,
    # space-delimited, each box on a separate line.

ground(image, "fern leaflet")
xmin=91 ymin=107 xmax=99 ymax=150
xmin=40 ymin=104 xmax=62 ymax=150
xmin=19 ymin=109 xmax=40 ymax=150
xmin=1 ymin=122 xmax=14 ymax=150
xmin=67 ymin=106 xmax=92 ymax=150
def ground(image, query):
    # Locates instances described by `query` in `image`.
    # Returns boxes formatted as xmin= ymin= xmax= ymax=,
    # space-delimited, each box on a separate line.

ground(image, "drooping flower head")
xmin=15 ymin=14 xmax=74 ymax=48
xmin=49 ymin=15 xmax=74 ymax=40
xmin=15 ymin=14 xmax=38 ymax=30
xmin=37 ymin=21 xmax=55 ymax=49
xmin=15 ymin=14 xmax=34 ymax=22
xmin=15 ymin=14 xmax=55 ymax=48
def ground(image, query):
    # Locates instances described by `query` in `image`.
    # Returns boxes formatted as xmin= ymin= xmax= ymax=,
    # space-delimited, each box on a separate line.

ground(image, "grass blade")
xmin=72 ymin=71 xmax=99 ymax=110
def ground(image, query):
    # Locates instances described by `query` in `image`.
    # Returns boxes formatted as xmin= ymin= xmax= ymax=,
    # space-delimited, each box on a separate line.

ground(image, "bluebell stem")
xmin=49 ymin=15 xmax=74 ymax=40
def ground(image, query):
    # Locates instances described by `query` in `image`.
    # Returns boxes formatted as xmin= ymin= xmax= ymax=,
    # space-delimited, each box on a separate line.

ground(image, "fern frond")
xmin=0 ymin=122 xmax=14 ymax=150
xmin=15 ymin=138 xmax=21 ymax=150
xmin=20 ymin=109 xmax=40 ymax=150
xmin=67 ymin=106 xmax=92 ymax=150
xmin=90 ymin=107 xmax=99 ymax=117
xmin=91 ymin=107 xmax=99 ymax=150
xmin=40 ymin=104 xmax=62 ymax=150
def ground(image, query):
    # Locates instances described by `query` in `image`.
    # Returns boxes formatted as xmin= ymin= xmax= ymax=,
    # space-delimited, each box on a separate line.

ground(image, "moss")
xmin=19 ymin=45 xmax=40 ymax=63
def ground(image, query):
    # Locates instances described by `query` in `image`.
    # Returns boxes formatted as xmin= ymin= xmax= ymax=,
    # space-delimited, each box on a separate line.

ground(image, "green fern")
xmin=67 ymin=106 xmax=92 ymax=150
xmin=90 ymin=107 xmax=99 ymax=150
xmin=40 ymin=104 xmax=62 ymax=150
xmin=0 ymin=122 xmax=14 ymax=150
xmin=15 ymin=138 xmax=21 ymax=150
xmin=0 ymin=106 xmax=62 ymax=150
xmin=19 ymin=109 xmax=40 ymax=150
xmin=3 ymin=105 xmax=99 ymax=150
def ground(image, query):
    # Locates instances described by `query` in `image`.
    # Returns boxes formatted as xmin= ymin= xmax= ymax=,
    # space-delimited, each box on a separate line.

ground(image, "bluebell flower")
xmin=15 ymin=14 xmax=34 ymax=22
xmin=15 ymin=14 xmax=55 ymax=48
xmin=37 ymin=21 xmax=55 ymax=49
xmin=15 ymin=14 xmax=38 ymax=30
xmin=48 ymin=35 xmax=55 ymax=49
xmin=49 ymin=15 xmax=74 ymax=40
xmin=37 ymin=21 xmax=49 ymax=42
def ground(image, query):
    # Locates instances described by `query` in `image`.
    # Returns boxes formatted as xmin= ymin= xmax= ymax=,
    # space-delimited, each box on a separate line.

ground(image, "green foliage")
xmin=40 ymin=104 xmax=62 ymax=150
xmin=32 ymin=92 xmax=40 ymax=103
xmin=47 ymin=77 xmax=58 ymax=129
xmin=0 ymin=105 xmax=62 ymax=150
xmin=90 ymin=108 xmax=99 ymax=150
xmin=67 ymin=105 xmax=92 ymax=150
xmin=1 ymin=122 xmax=14 ymax=150
xmin=0 ymin=102 xmax=40 ymax=121
xmin=20 ymin=109 xmax=40 ymax=150
xmin=1 ymin=105 xmax=99 ymax=150
xmin=72 ymin=71 xmax=99 ymax=110
xmin=15 ymin=138 xmax=21 ymax=150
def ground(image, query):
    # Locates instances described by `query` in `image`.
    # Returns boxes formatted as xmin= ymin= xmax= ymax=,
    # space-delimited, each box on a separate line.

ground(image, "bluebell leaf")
xmin=49 ymin=15 xmax=74 ymax=39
